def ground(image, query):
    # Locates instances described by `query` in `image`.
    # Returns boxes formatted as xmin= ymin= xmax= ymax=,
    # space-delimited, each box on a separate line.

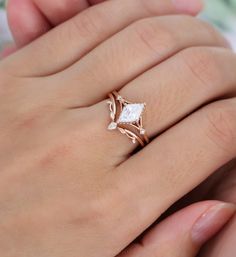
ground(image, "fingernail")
xmin=192 ymin=202 xmax=236 ymax=244
xmin=172 ymin=0 xmax=204 ymax=14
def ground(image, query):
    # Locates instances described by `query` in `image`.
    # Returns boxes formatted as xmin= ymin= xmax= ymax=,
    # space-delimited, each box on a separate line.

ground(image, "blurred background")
xmin=0 ymin=0 xmax=236 ymax=51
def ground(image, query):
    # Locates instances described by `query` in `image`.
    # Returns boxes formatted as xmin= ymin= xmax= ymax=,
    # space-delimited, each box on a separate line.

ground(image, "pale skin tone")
xmin=1 ymin=0 xmax=236 ymax=256
xmin=196 ymin=160 xmax=236 ymax=257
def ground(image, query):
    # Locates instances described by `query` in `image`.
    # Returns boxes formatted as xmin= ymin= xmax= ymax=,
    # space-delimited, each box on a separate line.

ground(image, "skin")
xmin=6 ymin=0 xmax=103 ymax=47
xmin=195 ymin=161 xmax=236 ymax=256
xmin=162 ymin=160 xmax=236 ymax=256
xmin=3 ymin=0 xmax=203 ymax=55
xmin=2 ymin=0 xmax=106 ymax=56
xmin=1 ymin=0 xmax=236 ymax=256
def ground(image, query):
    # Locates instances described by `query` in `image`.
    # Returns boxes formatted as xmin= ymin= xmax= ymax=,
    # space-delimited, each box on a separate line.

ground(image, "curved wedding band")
xmin=107 ymin=91 xmax=149 ymax=147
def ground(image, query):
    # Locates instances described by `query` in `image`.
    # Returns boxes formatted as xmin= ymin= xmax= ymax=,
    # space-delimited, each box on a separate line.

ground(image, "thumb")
xmin=118 ymin=201 xmax=235 ymax=257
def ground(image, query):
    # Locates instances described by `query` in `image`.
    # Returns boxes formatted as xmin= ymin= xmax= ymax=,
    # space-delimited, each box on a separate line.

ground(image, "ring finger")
xmin=59 ymin=16 xmax=234 ymax=158
xmin=113 ymin=46 xmax=236 ymax=154
xmin=73 ymin=46 xmax=236 ymax=163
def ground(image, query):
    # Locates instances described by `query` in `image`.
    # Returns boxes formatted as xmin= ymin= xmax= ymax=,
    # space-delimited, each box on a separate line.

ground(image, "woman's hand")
xmin=199 ymin=214 xmax=236 ymax=257
xmin=194 ymin=160 xmax=236 ymax=257
xmin=6 ymin=0 xmax=106 ymax=47
xmin=118 ymin=201 xmax=235 ymax=257
xmin=1 ymin=0 xmax=236 ymax=255
xmin=4 ymin=0 xmax=203 ymax=55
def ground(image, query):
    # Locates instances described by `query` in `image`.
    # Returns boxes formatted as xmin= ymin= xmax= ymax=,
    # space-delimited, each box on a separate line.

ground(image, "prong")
xmin=117 ymin=95 xmax=123 ymax=101
xmin=110 ymin=112 xmax=115 ymax=120
xmin=108 ymin=122 xmax=117 ymax=130
xmin=140 ymin=128 xmax=146 ymax=135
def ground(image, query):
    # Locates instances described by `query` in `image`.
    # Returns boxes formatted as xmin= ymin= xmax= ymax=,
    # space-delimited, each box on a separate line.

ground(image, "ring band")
xmin=107 ymin=91 xmax=149 ymax=147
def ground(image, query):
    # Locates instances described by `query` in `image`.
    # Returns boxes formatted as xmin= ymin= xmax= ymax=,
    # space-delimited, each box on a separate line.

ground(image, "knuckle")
xmin=168 ymin=14 xmax=197 ymax=26
xmin=204 ymin=101 xmax=236 ymax=152
xmin=39 ymin=141 xmax=73 ymax=168
xmin=71 ymin=7 xmax=105 ymax=36
xmin=14 ymin=101 xmax=51 ymax=131
xmin=137 ymin=0 xmax=159 ymax=16
xmin=197 ymin=19 xmax=229 ymax=47
xmin=173 ymin=14 xmax=221 ymax=39
xmin=14 ymin=89 xmax=49 ymax=129
xmin=180 ymin=47 xmax=224 ymax=88
xmin=70 ymin=187 xmax=117 ymax=228
xmin=84 ymin=193 xmax=109 ymax=222
xmin=132 ymin=18 xmax=176 ymax=56
xmin=16 ymin=111 xmax=39 ymax=129
xmin=48 ymin=0 xmax=74 ymax=15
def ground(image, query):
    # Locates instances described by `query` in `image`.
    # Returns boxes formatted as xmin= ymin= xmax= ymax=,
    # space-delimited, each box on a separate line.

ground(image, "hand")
xmin=1 ymin=0 xmax=236 ymax=256
xmin=6 ymin=1 xmax=236 ymax=256
xmin=7 ymin=2 xmax=236 ymax=256
xmin=3 ymin=0 xmax=203 ymax=55
xmin=118 ymin=201 xmax=235 ymax=257
xmin=159 ymin=161 xmax=236 ymax=256
xmin=196 ymin=160 xmax=236 ymax=257
xmin=6 ymin=0 xmax=106 ymax=47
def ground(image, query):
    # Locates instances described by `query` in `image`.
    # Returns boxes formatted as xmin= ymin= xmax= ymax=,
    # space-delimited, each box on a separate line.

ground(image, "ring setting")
xmin=107 ymin=91 xmax=149 ymax=147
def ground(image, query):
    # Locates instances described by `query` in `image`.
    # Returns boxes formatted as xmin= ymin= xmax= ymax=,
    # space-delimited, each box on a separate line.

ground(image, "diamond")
xmin=108 ymin=122 xmax=117 ymax=130
xmin=117 ymin=104 xmax=145 ymax=124
xmin=140 ymin=128 xmax=146 ymax=135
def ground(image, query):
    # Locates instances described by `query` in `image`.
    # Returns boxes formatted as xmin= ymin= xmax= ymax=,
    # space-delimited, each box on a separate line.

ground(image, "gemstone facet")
xmin=108 ymin=122 xmax=117 ymax=130
xmin=117 ymin=104 xmax=145 ymax=124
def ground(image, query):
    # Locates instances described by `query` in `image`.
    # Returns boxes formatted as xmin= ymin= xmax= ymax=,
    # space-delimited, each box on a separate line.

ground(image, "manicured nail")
xmin=192 ymin=202 xmax=236 ymax=244
xmin=172 ymin=0 xmax=204 ymax=14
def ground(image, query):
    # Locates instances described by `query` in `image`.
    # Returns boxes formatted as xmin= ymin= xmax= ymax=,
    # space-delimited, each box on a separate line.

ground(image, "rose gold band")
xmin=107 ymin=91 xmax=149 ymax=147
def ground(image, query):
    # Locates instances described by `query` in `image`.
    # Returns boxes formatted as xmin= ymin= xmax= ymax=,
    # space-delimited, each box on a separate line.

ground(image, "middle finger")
xmin=54 ymin=15 xmax=229 ymax=107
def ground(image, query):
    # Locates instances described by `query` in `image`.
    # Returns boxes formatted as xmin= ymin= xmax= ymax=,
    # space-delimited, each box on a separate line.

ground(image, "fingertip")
xmin=143 ymin=201 xmax=235 ymax=250
xmin=7 ymin=0 xmax=51 ymax=47
xmin=117 ymin=201 xmax=233 ymax=257
xmin=32 ymin=0 xmax=89 ymax=25
xmin=143 ymin=201 xmax=218 ymax=246
xmin=172 ymin=0 xmax=204 ymax=15
xmin=191 ymin=202 xmax=236 ymax=245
